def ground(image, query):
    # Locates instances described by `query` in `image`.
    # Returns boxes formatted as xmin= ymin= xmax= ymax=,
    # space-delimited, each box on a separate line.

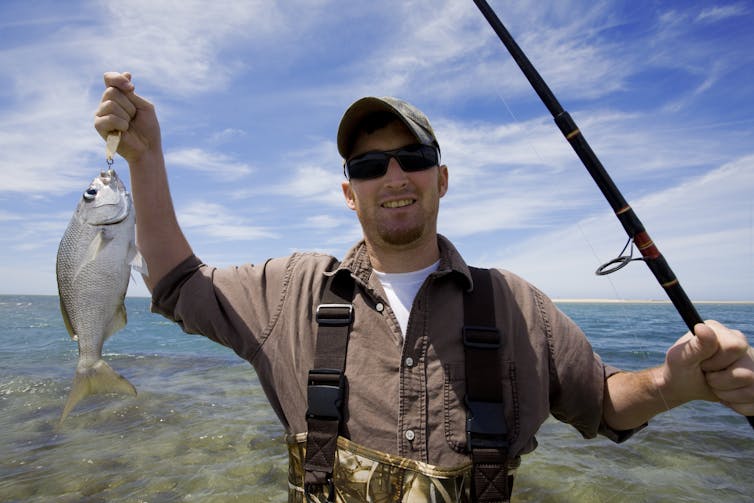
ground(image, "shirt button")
xmin=405 ymin=429 xmax=415 ymax=441
xmin=375 ymin=302 xmax=384 ymax=312
xmin=405 ymin=357 xmax=414 ymax=367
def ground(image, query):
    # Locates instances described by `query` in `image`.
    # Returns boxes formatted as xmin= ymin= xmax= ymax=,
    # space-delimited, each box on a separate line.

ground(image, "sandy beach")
xmin=554 ymin=299 xmax=754 ymax=304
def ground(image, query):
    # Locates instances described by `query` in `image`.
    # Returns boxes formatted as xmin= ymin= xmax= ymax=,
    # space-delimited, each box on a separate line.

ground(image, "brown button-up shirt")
xmin=152 ymin=235 xmax=626 ymax=468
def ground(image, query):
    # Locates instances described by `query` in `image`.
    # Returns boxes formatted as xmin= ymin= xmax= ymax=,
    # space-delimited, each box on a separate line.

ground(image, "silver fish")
xmin=56 ymin=168 xmax=138 ymax=422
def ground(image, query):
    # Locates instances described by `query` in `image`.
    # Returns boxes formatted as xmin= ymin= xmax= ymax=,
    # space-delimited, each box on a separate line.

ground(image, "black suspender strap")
xmin=304 ymin=266 xmax=510 ymax=502
xmin=304 ymin=270 xmax=355 ymax=501
xmin=464 ymin=267 xmax=512 ymax=502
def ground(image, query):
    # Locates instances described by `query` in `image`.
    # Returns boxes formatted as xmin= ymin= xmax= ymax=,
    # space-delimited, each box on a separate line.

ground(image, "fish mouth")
xmin=100 ymin=169 xmax=127 ymax=192
xmin=381 ymin=198 xmax=415 ymax=209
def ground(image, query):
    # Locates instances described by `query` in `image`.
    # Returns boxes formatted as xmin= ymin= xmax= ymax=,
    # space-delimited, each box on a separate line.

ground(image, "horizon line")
xmin=1 ymin=293 xmax=753 ymax=305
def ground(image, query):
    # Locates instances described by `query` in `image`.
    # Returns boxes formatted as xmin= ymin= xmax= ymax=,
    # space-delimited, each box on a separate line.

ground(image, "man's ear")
xmin=342 ymin=181 xmax=357 ymax=210
xmin=438 ymin=164 xmax=449 ymax=198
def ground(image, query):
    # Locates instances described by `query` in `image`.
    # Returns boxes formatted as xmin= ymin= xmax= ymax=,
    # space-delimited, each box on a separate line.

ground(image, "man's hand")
xmin=94 ymin=72 xmax=161 ymax=164
xmin=698 ymin=321 xmax=753 ymax=416
xmin=603 ymin=320 xmax=752 ymax=431
xmin=661 ymin=320 xmax=753 ymax=414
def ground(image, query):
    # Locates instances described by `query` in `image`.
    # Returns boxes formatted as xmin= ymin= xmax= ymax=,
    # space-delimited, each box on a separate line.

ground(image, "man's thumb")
xmin=117 ymin=73 xmax=154 ymax=111
xmin=689 ymin=323 xmax=720 ymax=365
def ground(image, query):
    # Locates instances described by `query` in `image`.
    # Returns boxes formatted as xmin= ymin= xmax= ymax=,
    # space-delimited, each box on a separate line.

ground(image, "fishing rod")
xmin=472 ymin=0 xmax=754 ymax=430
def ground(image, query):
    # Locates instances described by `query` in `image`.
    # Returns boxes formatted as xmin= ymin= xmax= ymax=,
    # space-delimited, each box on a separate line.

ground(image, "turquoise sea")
xmin=1 ymin=295 xmax=752 ymax=502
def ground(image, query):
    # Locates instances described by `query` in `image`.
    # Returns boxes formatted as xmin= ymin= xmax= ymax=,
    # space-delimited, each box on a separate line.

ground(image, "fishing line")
xmin=469 ymin=3 xmax=745 ymax=499
xmin=480 ymin=0 xmax=661 ymax=388
xmin=479 ymin=33 xmax=673 ymax=503
xmin=484 ymin=19 xmax=647 ymax=344
xmin=474 ymin=0 xmax=754 ymax=437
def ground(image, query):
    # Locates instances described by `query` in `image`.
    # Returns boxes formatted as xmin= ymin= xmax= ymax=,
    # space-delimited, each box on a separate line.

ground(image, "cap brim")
xmin=337 ymin=97 xmax=422 ymax=159
xmin=337 ymin=97 xmax=394 ymax=158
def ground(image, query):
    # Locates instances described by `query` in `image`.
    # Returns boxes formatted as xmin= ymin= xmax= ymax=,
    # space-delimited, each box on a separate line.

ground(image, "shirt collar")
xmin=330 ymin=234 xmax=473 ymax=291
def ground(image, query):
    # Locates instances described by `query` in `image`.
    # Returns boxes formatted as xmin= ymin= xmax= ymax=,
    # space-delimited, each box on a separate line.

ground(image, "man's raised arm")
xmin=94 ymin=72 xmax=193 ymax=291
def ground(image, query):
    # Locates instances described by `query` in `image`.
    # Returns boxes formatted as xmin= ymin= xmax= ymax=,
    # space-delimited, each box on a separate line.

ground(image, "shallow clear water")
xmin=1 ymin=296 xmax=752 ymax=502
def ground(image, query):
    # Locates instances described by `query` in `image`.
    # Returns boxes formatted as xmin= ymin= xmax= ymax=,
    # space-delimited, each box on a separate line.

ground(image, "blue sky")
xmin=1 ymin=0 xmax=753 ymax=301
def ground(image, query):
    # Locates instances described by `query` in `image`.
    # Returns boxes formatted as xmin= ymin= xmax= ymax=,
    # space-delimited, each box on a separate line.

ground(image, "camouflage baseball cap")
xmin=337 ymin=96 xmax=439 ymax=159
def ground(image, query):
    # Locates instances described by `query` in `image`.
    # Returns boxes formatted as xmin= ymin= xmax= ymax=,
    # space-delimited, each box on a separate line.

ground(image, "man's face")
xmin=341 ymin=120 xmax=448 ymax=251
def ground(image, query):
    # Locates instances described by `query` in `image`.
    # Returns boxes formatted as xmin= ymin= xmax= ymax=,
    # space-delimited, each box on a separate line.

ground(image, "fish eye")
xmin=83 ymin=187 xmax=97 ymax=201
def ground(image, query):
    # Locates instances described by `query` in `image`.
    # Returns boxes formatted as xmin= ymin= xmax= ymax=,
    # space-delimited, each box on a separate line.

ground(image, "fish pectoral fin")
xmin=74 ymin=229 xmax=112 ymax=280
xmin=59 ymin=359 xmax=137 ymax=423
xmin=129 ymin=250 xmax=149 ymax=277
xmin=128 ymin=229 xmax=149 ymax=277
xmin=74 ymin=228 xmax=118 ymax=279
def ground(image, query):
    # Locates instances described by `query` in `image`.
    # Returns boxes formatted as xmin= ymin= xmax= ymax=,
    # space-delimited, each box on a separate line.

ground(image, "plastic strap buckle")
xmin=463 ymin=325 xmax=500 ymax=349
xmin=316 ymin=303 xmax=354 ymax=326
xmin=466 ymin=399 xmax=508 ymax=449
xmin=306 ymin=369 xmax=345 ymax=421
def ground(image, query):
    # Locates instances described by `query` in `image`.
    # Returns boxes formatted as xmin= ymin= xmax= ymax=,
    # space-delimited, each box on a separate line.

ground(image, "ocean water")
xmin=1 ymin=295 xmax=752 ymax=502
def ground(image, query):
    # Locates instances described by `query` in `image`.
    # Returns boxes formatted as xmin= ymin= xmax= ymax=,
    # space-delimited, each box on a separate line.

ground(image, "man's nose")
xmin=383 ymin=157 xmax=408 ymax=186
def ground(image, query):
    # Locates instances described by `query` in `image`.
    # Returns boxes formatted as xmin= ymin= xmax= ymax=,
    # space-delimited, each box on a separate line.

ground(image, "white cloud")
xmin=696 ymin=4 xmax=748 ymax=23
xmin=305 ymin=214 xmax=347 ymax=230
xmin=95 ymin=0 xmax=286 ymax=97
xmin=0 ymin=0 xmax=291 ymax=196
xmin=233 ymin=140 xmax=346 ymax=205
xmin=178 ymin=201 xmax=278 ymax=241
xmin=167 ymin=148 xmax=253 ymax=179
xmin=0 ymin=76 xmax=100 ymax=194
xmin=209 ymin=128 xmax=248 ymax=145
xmin=1 ymin=0 xmax=753 ymax=299
xmin=341 ymin=0 xmax=632 ymax=102
xmin=278 ymin=165 xmax=345 ymax=204
xmin=483 ymin=155 xmax=754 ymax=300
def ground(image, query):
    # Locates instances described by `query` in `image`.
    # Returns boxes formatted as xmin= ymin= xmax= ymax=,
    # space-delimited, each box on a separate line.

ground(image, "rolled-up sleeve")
xmin=150 ymin=253 xmax=297 ymax=361
xmin=534 ymin=290 xmax=645 ymax=443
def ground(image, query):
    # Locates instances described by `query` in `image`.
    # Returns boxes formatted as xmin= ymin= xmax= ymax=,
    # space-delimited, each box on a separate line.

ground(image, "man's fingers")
xmin=94 ymin=73 xmax=156 ymax=143
xmin=103 ymin=71 xmax=135 ymax=93
xmin=698 ymin=321 xmax=748 ymax=372
xmin=101 ymin=75 xmax=155 ymax=114
xmin=94 ymin=114 xmax=129 ymax=139
xmin=98 ymin=87 xmax=137 ymax=119
xmin=94 ymin=87 xmax=134 ymax=140
xmin=702 ymin=324 xmax=754 ymax=417
xmin=94 ymin=71 xmax=160 ymax=163
xmin=707 ymin=366 xmax=754 ymax=391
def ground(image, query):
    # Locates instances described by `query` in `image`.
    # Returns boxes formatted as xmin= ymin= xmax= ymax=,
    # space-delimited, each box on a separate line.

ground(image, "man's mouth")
xmin=382 ymin=199 xmax=415 ymax=209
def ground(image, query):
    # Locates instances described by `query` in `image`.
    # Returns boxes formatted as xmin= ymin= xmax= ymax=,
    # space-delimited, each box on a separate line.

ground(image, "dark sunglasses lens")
xmin=347 ymin=154 xmax=388 ymax=179
xmin=346 ymin=145 xmax=438 ymax=179
xmin=395 ymin=145 xmax=438 ymax=172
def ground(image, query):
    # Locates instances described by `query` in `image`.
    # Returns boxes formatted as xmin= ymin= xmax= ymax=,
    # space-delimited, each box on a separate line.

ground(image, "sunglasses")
xmin=344 ymin=144 xmax=440 ymax=180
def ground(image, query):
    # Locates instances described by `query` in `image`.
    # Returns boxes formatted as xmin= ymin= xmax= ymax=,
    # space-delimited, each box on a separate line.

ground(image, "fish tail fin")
xmin=59 ymin=359 xmax=137 ymax=423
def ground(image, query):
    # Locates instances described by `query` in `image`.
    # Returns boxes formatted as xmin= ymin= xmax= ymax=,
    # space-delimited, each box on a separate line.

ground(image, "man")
xmin=95 ymin=72 xmax=753 ymax=502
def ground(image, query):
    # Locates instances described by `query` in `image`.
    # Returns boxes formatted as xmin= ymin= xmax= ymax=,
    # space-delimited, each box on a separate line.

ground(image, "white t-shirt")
xmin=373 ymin=260 xmax=440 ymax=338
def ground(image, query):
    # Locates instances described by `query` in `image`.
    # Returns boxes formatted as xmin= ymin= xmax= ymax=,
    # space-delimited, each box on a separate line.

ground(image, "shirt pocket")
xmin=443 ymin=361 xmax=519 ymax=453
